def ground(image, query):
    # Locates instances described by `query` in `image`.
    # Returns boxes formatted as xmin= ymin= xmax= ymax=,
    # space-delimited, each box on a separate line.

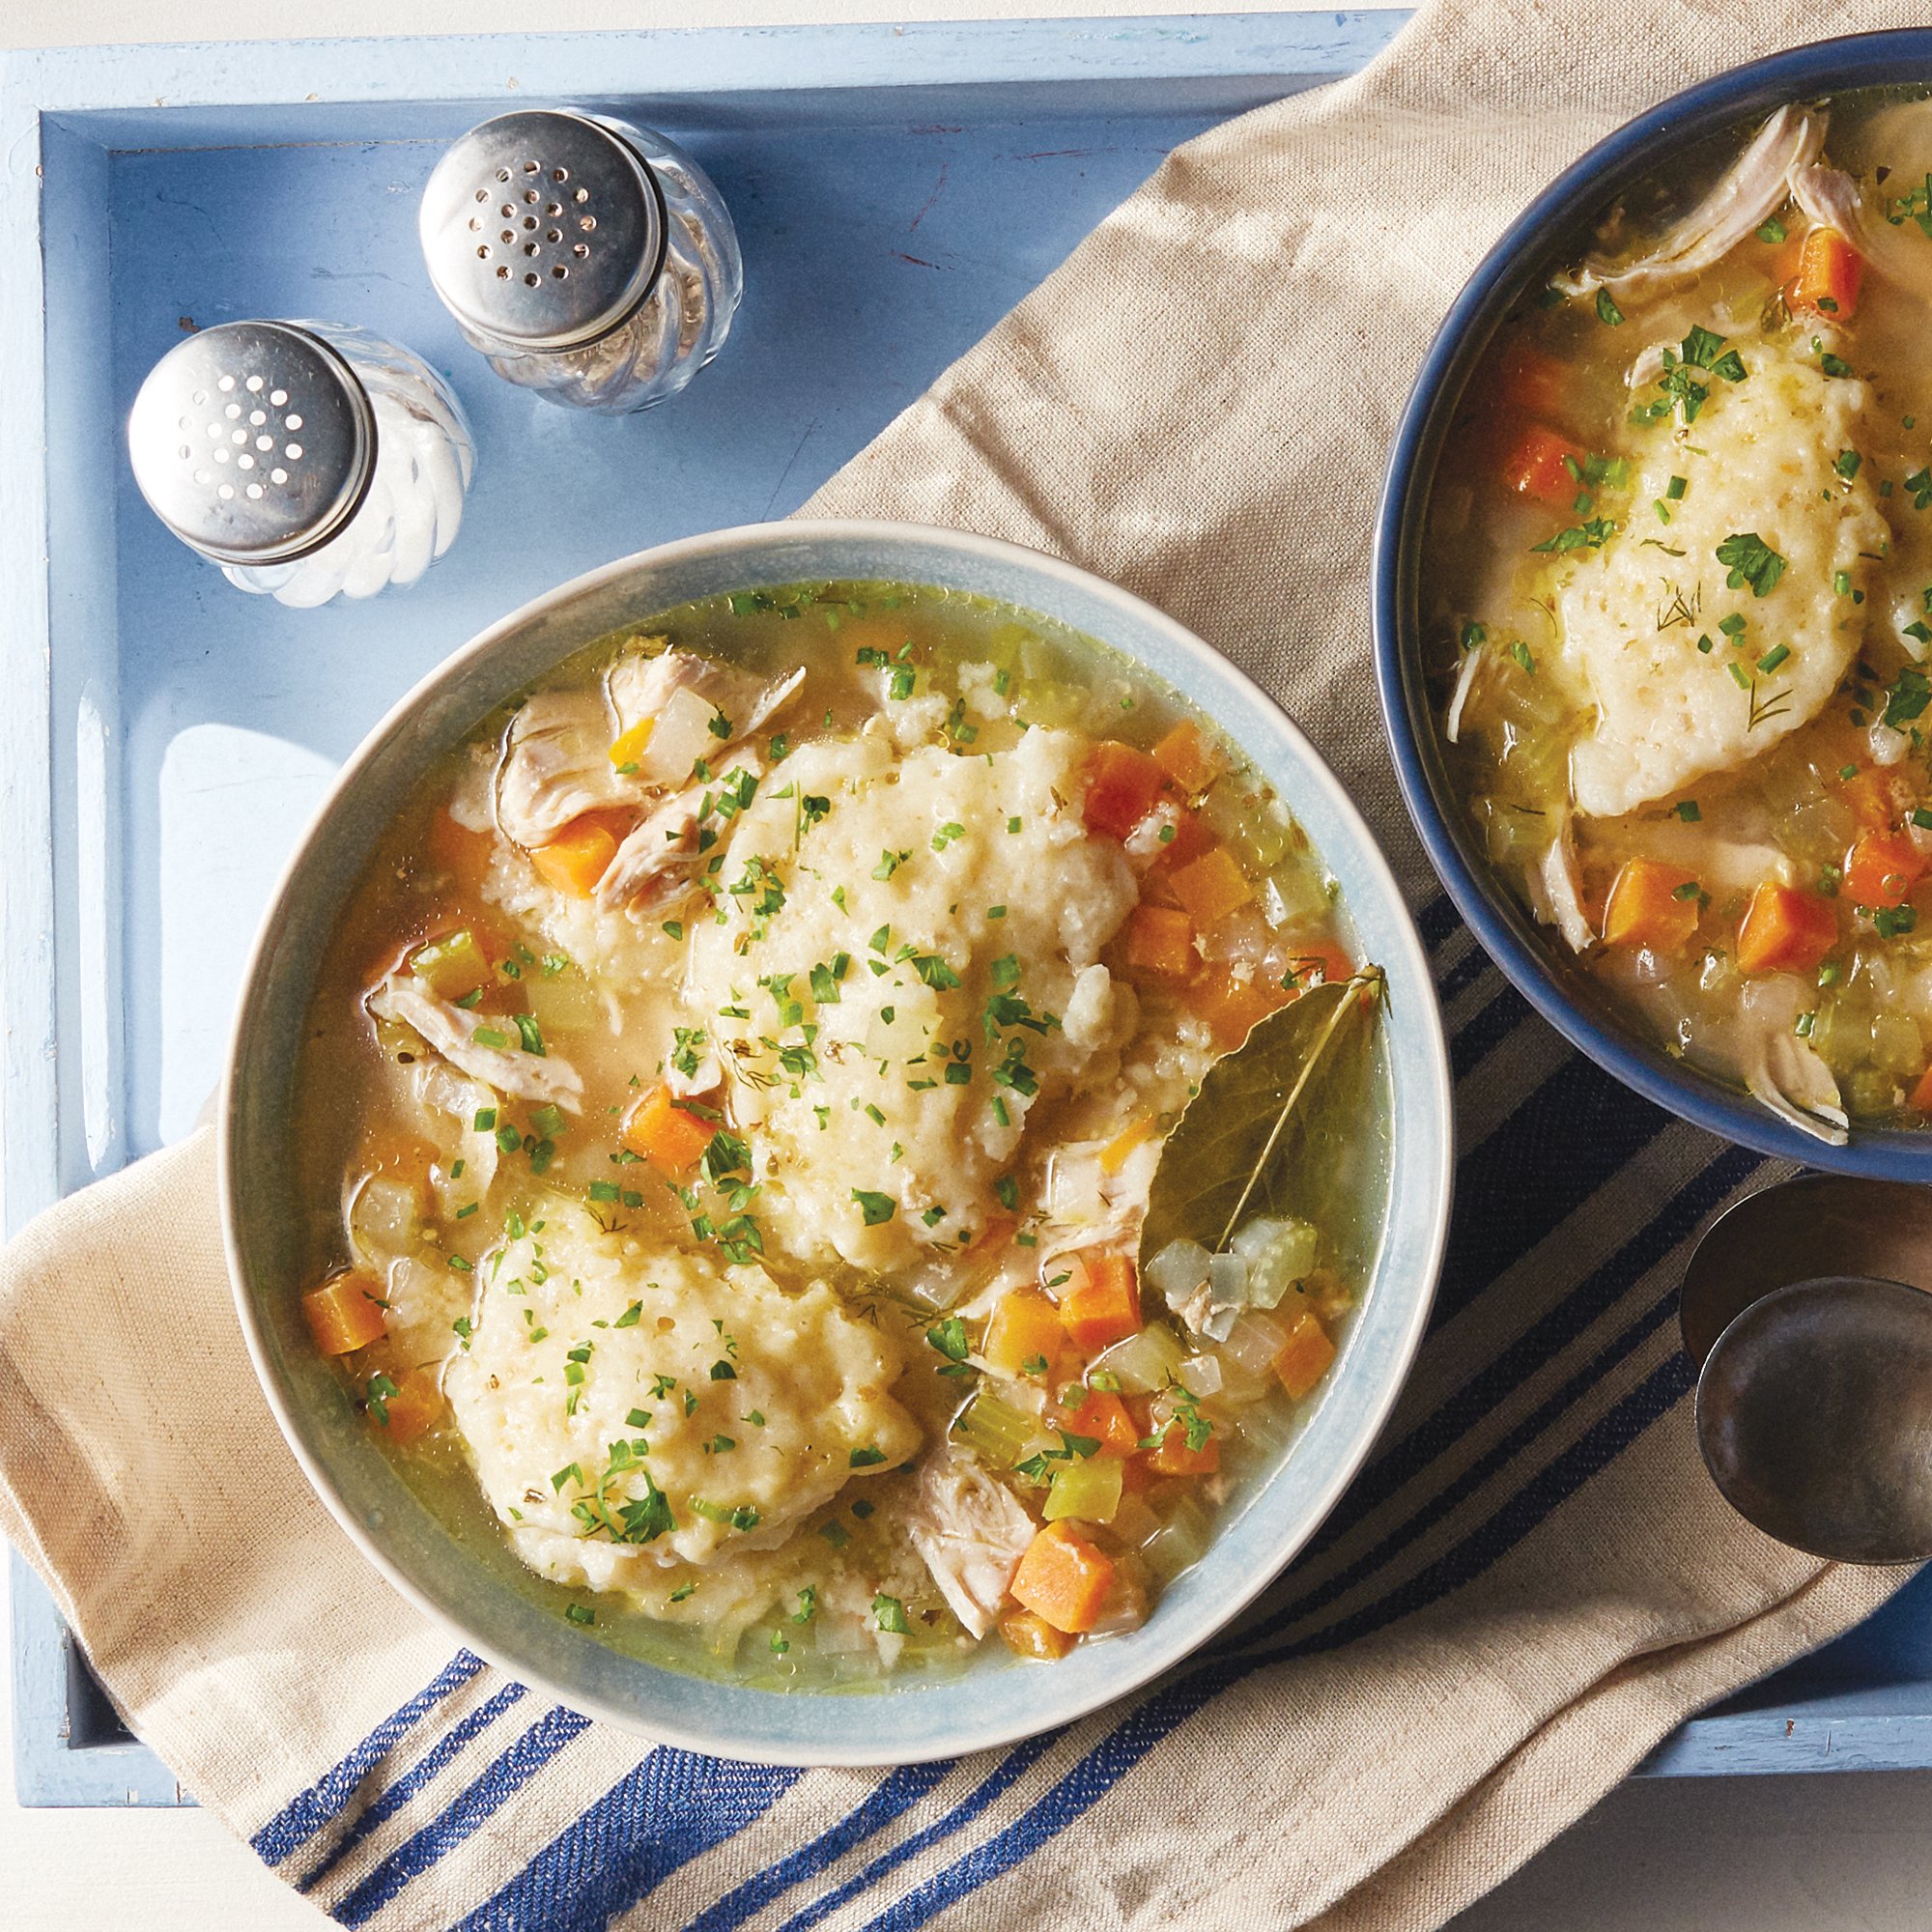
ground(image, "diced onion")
xmin=636 ymin=685 xmax=721 ymax=784
xmin=1045 ymin=1148 xmax=1106 ymax=1225
xmin=1178 ymin=1353 xmax=1223 ymax=1398
xmin=1090 ymin=1322 xmax=1187 ymax=1395
xmin=1208 ymin=1252 xmax=1248 ymax=1306
xmin=349 ymin=1174 xmax=421 ymax=1259
xmin=1140 ymin=1493 xmax=1212 ymax=1579
xmin=1147 ymin=1239 xmax=1211 ymax=1309
xmin=1221 ymin=1310 xmax=1289 ymax=1379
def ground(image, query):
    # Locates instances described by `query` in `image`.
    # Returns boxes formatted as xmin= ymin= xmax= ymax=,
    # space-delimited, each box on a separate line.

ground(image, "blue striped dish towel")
xmin=0 ymin=0 xmax=1918 ymax=1925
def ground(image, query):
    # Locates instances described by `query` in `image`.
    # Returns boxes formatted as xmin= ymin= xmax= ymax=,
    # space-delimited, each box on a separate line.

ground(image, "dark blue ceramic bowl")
xmin=1374 ymin=30 xmax=1932 ymax=1180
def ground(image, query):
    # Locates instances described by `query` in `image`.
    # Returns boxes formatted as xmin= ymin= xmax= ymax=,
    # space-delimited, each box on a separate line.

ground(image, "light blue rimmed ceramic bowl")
xmin=223 ymin=521 xmax=1453 ymax=1766
xmin=1375 ymin=31 xmax=1932 ymax=1180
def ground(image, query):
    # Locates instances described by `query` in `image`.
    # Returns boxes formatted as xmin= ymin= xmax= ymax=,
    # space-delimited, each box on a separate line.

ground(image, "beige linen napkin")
xmin=2 ymin=2 xmax=1923 ymax=1927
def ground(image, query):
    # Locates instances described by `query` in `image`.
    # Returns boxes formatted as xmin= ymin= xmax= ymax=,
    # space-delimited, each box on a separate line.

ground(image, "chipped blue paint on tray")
xmin=5 ymin=6 xmax=1924 ymax=1808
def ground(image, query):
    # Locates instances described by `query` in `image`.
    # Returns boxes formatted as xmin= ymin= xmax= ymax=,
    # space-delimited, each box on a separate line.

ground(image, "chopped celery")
xmin=1230 ymin=1216 xmax=1321 ymax=1309
xmin=951 ymin=1391 xmax=1045 ymax=1468
xmin=1044 ymin=1456 xmax=1122 ymax=1524
xmin=1018 ymin=681 xmax=1087 ymax=729
xmin=412 ymin=928 xmax=490 ymax=1003
xmin=525 ymin=964 xmax=602 ymax=1038
xmin=1089 ymin=1322 xmax=1186 ymax=1394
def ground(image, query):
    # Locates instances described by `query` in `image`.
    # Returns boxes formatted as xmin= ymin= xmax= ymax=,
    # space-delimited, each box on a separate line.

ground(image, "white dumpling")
xmin=1548 ymin=327 xmax=1887 ymax=819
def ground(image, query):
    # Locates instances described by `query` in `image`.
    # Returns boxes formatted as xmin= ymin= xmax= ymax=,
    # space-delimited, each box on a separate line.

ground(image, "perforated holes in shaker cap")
xmin=127 ymin=321 xmax=377 ymax=566
xmin=417 ymin=108 xmax=668 ymax=352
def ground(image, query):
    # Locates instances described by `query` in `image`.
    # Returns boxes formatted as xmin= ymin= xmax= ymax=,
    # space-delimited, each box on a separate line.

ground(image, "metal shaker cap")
xmin=418 ymin=110 xmax=668 ymax=352
xmin=127 ymin=322 xmax=376 ymax=566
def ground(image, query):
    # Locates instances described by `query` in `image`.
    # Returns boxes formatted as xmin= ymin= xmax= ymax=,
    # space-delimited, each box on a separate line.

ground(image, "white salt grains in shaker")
xmin=128 ymin=320 xmax=475 ymax=609
xmin=418 ymin=109 xmax=742 ymax=413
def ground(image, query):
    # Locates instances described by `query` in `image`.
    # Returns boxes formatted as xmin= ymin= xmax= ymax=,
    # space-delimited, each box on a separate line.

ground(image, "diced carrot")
xmin=1149 ymin=804 xmax=1215 ymax=871
xmin=999 ymin=1607 xmax=1078 ymax=1660
xmin=620 ymin=1085 xmax=714 ymax=1175
xmin=1791 ymin=226 xmax=1864 ymax=320
xmin=1081 ymin=742 xmax=1165 ymax=841
xmin=428 ymin=807 xmax=495 ymax=887
xmin=1009 ymin=1521 xmax=1115 ymax=1634
xmin=1168 ymin=846 xmax=1255 ymax=929
xmin=984 ymin=1286 xmax=1064 ymax=1379
xmin=372 ymin=1366 xmax=443 ymax=1447
xmin=1098 ymin=1114 xmax=1156 ymax=1176
xmin=1146 ymin=1422 xmax=1220 ymax=1478
xmin=607 ymin=714 xmax=656 ymax=770
xmin=303 ymin=1271 xmax=388 ymax=1356
xmin=1059 ymin=1253 xmax=1143 ymax=1353
xmin=1602 ymin=857 xmax=1700 ymax=952
xmin=1055 ymin=1388 xmax=1140 ymax=1459
xmin=1839 ymin=766 xmax=1899 ymax=833
xmin=1912 ymin=1064 xmax=1932 ymax=1114
xmin=1192 ymin=963 xmax=1293 ymax=1048
xmin=1736 ymin=883 xmax=1840 ymax=977
xmin=1844 ymin=831 xmax=1927 ymax=909
xmin=1122 ymin=904 xmax=1197 ymax=980
xmin=1499 ymin=421 xmax=1580 ymax=506
xmin=1274 ymin=1310 xmax=1337 ymax=1400
xmin=1151 ymin=720 xmax=1223 ymax=797
xmin=1739 ymin=889 xmax=1839 ymax=981
xmin=529 ymin=810 xmax=628 ymax=898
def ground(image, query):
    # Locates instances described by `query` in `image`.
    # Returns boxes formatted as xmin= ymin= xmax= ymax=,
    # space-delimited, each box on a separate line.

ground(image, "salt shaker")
xmin=128 ymin=320 xmax=475 ymax=609
xmin=418 ymin=109 xmax=742 ymax=413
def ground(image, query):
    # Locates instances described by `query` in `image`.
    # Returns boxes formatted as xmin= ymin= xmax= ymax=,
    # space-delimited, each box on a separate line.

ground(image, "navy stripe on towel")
xmin=297 ymin=1682 xmax=528 ymax=1894
xmin=252 ymin=1649 xmax=485 ymax=1866
xmin=455 ymin=1749 xmax=802 ymax=1932
xmin=334 ymin=1704 xmax=592 ymax=1926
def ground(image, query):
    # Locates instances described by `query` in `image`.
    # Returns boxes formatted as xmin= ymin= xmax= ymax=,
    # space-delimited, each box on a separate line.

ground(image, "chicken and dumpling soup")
xmin=1427 ymin=94 xmax=1932 ymax=1143
xmin=293 ymin=582 xmax=1390 ymax=1682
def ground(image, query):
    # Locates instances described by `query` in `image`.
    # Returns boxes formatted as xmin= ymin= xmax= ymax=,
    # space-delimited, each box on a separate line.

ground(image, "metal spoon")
xmin=1696 ymin=1274 xmax=1932 ymax=1563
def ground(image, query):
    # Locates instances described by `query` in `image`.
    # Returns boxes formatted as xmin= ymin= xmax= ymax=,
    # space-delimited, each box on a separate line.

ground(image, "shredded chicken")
xmin=904 ymin=1445 xmax=1037 ymax=1639
xmin=1790 ymin=163 xmax=1932 ymax=304
xmin=495 ymin=649 xmax=804 ymax=851
xmin=495 ymin=687 xmax=639 ymax=849
xmin=1744 ymin=1029 xmax=1851 ymax=1147
xmin=1444 ymin=642 xmax=1487 ymax=745
xmin=594 ymin=753 xmax=763 ymax=909
xmin=370 ymin=975 xmax=585 ymax=1112
xmin=1557 ymin=105 xmax=1826 ymax=298
xmin=1524 ymin=818 xmax=1595 ymax=953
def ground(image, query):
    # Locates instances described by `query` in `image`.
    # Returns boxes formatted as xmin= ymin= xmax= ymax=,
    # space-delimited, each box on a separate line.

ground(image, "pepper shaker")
xmin=128 ymin=320 xmax=475 ymax=608
xmin=418 ymin=108 xmax=742 ymax=414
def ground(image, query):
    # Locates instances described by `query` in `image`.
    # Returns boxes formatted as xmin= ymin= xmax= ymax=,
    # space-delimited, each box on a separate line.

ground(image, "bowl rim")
xmin=1373 ymin=29 xmax=1932 ymax=1180
xmin=221 ymin=516 xmax=1454 ymax=1765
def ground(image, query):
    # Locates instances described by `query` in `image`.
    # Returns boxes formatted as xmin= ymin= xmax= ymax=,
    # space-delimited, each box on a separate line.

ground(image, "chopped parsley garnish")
xmin=852 ymin=1189 xmax=896 ymax=1226
xmin=1885 ymin=667 xmax=1932 ymax=729
xmin=1594 ymin=288 xmax=1624 ymax=327
xmin=849 ymin=1445 xmax=889 ymax=1467
xmin=1530 ymin=517 xmax=1617 ymax=554
xmin=565 ymin=1604 xmax=595 ymax=1627
xmin=1715 ymin=532 xmax=1785 ymax=597
xmin=1674 ymin=800 xmax=1701 ymax=822
xmin=872 ymin=1594 xmax=911 ymax=1634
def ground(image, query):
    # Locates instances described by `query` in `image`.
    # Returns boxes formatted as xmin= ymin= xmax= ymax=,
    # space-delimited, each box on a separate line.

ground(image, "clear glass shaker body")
xmin=128 ymin=318 xmax=475 ymax=611
xmin=421 ymin=111 xmax=742 ymax=415
xmin=226 ymin=325 xmax=475 ymax=608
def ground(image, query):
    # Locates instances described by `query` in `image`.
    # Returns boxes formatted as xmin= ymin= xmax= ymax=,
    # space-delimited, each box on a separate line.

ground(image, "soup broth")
xmin=292 ymin=580 xmax=1389 ymax=1686
xmin=1426 ymin=91 xmax=1932 ymax=1142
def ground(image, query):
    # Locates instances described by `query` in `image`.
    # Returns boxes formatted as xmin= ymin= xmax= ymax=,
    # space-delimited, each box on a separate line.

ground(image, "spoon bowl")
xmin=1696 ymin=1273 xmax=1932 ymax=1565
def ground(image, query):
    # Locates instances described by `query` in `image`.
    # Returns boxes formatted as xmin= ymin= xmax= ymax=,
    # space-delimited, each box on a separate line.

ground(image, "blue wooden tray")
xmin=3 ymin=9 xmax=1925 ymax=1808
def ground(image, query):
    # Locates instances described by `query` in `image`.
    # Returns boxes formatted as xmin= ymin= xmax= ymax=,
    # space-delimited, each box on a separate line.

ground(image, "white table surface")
xmin=4 ymin=2 xmax=1927 ymax=1926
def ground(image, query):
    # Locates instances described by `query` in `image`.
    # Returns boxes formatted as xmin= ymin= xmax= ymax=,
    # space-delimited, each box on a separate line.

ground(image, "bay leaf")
xmin=1138 ymin=970 xmax=1385 ymax=1265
